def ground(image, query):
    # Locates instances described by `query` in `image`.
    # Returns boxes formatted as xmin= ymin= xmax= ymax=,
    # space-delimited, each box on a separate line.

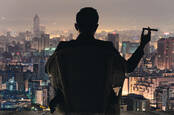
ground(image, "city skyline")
xmin=1 ymin=1 xmax=174 ymax=113
xmin=1 ymin=0 xmax=174 ymax=34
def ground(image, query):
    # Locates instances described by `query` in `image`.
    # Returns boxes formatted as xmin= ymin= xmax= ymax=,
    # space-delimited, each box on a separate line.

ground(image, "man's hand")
xmin=140 ymin=27 xmax=151 ymax=48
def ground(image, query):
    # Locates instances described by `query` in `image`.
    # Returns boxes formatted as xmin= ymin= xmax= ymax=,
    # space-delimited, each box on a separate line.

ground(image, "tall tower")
xmin=157 ymin=37 xmax=174 ymax=70
xmin=107 ymin=32 xmax=119 ymax=51
xmin=33 ymin=14 xmax=40 ymax=38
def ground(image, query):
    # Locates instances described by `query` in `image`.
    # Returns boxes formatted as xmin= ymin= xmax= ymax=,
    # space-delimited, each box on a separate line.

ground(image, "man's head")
xmin=75 ymin=7 xmax=99 ymax=35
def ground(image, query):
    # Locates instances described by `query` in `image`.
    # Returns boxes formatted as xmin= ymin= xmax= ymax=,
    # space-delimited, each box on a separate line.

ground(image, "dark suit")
xmin=45 ymin=34 xmax=144 ymax=115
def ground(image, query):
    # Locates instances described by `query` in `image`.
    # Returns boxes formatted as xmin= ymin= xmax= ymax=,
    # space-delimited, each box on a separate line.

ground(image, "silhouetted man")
xmin=45 ymin=7 xmax=151 ymax=115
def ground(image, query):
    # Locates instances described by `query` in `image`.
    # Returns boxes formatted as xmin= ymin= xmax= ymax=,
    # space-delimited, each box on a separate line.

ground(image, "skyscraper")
xmin=107 ymin=32 xmax=119 ymax=51
xmin=121 ymin=41 xmax=139 ymax=59
xmin=157 ymin=37 xmax=174 ymax=70
xmin=33 ymin=14 xmax=40 ymax=38
xmin=32 ymin=33 xmax=50 ymax=52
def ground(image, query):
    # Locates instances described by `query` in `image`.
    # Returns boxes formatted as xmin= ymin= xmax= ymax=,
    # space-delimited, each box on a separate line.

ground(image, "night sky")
xmin=0 ymin=0 xmax=174 ymax=33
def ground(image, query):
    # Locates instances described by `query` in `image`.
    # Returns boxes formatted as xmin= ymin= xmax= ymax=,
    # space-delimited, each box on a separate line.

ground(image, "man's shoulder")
xmin=55 ymin=39 xmax=115 ymax=52
xmin=93 ymin=39 xmax=113 ymax=46
xmin=59 ymin=39 xmax=113 ymax=45
xmin=55 ymin=41 xmax=72 ymax=51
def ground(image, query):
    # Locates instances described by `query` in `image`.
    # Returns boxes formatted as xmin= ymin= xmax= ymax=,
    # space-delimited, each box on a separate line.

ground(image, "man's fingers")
xmin=148 ymin=27 xmax=151 ymax=37
xmin=141 ymin=28 xmax=145 ymax=37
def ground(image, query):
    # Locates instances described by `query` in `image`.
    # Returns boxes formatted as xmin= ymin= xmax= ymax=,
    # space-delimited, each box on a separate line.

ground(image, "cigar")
xmin=143 ymin=28 xmax=158 ymax=31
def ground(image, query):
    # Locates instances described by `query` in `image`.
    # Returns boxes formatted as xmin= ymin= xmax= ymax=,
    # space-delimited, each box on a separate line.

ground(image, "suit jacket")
xmin=45 ymin=34 xmax=144 ymax=115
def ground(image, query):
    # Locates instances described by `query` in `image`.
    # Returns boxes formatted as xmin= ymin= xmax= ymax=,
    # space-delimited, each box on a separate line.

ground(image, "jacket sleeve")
xmin=45 ymin=42 xmax=64 ymax=93
xmin=45 ymin=52 xmax=57 ymax=75
xmin=45 ymin=46 xmax=65 ymax=111
xmin=45 ymin=42 xmax=64 ymax=74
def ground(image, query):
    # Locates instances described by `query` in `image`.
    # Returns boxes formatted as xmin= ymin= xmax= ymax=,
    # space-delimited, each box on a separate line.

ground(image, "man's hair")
xmin=76 ymin=7 xmax=99 ymax=26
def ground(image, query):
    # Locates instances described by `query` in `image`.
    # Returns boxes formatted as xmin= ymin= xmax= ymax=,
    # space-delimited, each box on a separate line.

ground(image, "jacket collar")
xmin=76 ymin=34 xmax=96 ymax=41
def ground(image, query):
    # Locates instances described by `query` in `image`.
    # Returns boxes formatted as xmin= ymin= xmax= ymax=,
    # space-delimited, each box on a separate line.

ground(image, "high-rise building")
xmin=0 ymin=75 xmax=2 ymax=90
xmin=6 ymin=32 xmax=11 ymax=39
xmin=121 ymin=41 xmax=139 ymax=59
xmin=40 ymin=25 xmax=46 ymax=33
xmin=107 ymin=33 xmax=119 ymax=51
xmin=121 ymin=41 xmax=130 ymax=54
xmin=42 ymin=88 xmax=48 ymax=106
xmin=129 ymin=76 xmax=174 ymax=109
xmin=25 ymin=31 xmax=32 ymax=41
xmin=33 ymin=14 xmax=40 ymax=38
xmin=144 ymin=43 xmax=150 ymax=55
xmin=18 ymin=32 xmax=26 ymax=41
xmin=6 ymin=77 xmax=17 ymax=91
xmin=35 ymin=90 xmax=43 ymax=105
xmin=32 ymin=33 xmax=50 ymax=52
xmin=68 ymin=33 xmax=73 ymax=41
xmin=25 ymin=80 xmax=29 ymax=92
xmin=157 ymin=37 xmax=174 ymax=70
xmin=0 ymin=36 xmax=8 ymax=52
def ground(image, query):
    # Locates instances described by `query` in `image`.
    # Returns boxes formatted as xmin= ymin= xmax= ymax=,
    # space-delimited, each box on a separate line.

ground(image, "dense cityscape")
xmin=0 ymin=13 xmax=174 ymax=115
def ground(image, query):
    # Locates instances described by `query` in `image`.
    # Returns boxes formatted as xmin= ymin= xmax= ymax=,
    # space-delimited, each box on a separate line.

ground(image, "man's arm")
xmin=45 ymin=52 xmax=56 ymax=74
xmin=125 ymin=45 xmax=144 ymax=73
xmin=112 ymin=45 xmax=144 ymax=74
xmin=45 ymin=42 xmax=63 ymax=74
xmin=45 ymin=42 xmax=65 ymax=112
xmin=114 ymin=27 xmax=151 ymax=73
xmin=126 ymin=28 xmax=151 ymax=73
xmin=112 ymin=28 xmax=151 ymax=90
xmin=45 ymin=42 xmax=67 ymax=92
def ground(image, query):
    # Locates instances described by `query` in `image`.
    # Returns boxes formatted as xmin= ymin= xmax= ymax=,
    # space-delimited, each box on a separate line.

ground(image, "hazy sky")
xmin=0 ymin=0 xmax=174 ymax=33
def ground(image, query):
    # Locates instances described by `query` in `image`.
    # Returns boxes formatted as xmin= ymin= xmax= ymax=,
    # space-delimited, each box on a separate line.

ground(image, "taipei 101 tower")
xmin=33 ymin=14 xmax=41 ymax=38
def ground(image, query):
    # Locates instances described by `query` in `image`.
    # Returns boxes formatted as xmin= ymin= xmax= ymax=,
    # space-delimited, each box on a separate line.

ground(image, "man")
xmin=45 ymin=7 xmax=151 ymax=115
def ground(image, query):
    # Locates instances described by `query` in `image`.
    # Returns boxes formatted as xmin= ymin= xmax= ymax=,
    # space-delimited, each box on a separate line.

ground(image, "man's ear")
xmin=74 ymin=23 xmax=79 ymax=31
